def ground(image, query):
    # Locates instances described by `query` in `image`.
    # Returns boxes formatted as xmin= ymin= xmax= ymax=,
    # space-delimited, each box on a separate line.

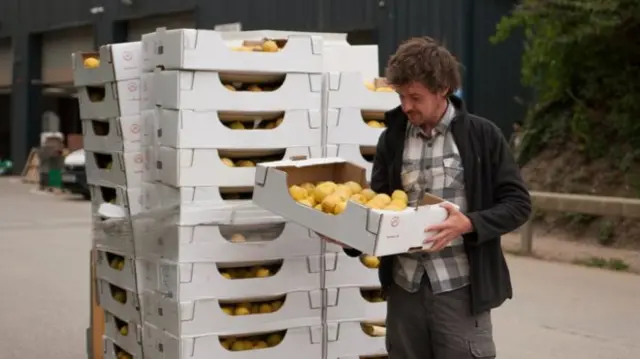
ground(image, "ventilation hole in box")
xmin=219 ymin=329 xmax=287 ymax=351
xmin=217 ymin=148 xmax=286 ymax=169
xmin=217 ymin=259 xmax=284 ymax=280
xmin=220 ymin=187 xmax=253 ymax=201
xmin=93 ymin=153 xmax=114 ymax=170
xmin=361 ymin=322 xmax=386 ymax=337
xmin=360 ymin=287 xmax=386 ymax=303
xmin=219 ymin=223 xmax=286 ymax=243
xmin=86 ymin=86 xmax=106 ymax=102
xmin=114 ymin=344 xmax=132 ymax=359
xmin=113 ymin=316 xmax=129 ymax=337
xmin=359 ymin=146 xmax=376 ymax=162
xmin=218 ymin=111 xmax=285 ymax=130
xmin=91 ymin=120 xmax=110 ymax=136
xmin=105 ymin=252 xmax=125 ymax=271
xmin=109 ymin=284 xmax=127 ymax=305
xmin=219 ymin=294 xmax=287 ymax=316
xmin=219 ymin=72 xmax=286 ymax=92
xmin=361 ymin=110 xmax=387 ymax=129
xmin=229 ymin=38 xmax=287 ymax=53
xmin=99 ymin=186 xmax=117 ymax=204
xmin=81 ymin=53 xmax=100 ymax=69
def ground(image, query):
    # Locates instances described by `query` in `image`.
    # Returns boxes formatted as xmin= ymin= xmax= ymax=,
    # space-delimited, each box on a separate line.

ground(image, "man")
xmin=326 ymin=37 xmax=532 ymax=358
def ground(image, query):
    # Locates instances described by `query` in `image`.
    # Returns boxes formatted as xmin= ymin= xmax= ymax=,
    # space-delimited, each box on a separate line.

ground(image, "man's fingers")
xmin=439 ymin=202 xmax=459 ymax=213
xmin=425 ymin=229 xmax=452 ymax=244
xmin=425 ymin=222 xmax=450 ymax=233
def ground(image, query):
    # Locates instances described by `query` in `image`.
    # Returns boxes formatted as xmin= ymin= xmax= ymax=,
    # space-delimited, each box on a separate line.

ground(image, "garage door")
xmin=127 ymin=12 xmax=195 ymax=41
xmin=0 ymin=39 xmax=13 ymax=87
xmin=41 ymin=26 xmax=94 ymax=85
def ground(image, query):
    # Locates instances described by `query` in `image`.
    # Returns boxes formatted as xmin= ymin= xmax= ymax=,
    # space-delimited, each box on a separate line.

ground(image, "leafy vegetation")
xmin=491 ymin=0 xmax=640 ymax=166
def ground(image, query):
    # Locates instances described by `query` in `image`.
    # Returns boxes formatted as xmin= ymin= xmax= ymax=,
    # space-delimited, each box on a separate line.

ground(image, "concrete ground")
xmin=0 ymin=177 xmax=638 ymax=359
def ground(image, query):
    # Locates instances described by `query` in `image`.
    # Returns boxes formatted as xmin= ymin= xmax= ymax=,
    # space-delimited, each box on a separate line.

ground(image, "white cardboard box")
xmin=140 ymin=72 xmax=158 ymax=111
xmin=157 ymin=146 xmax=321 ymax=188
xmin=154 ymin=28 xmax=323 ymax=74
xmin=326 ymin=321 xmax=387 ymax=358
xmin=155 ymin=70 xmax=322 ymax=111
xmin=157 ymin=109 xmax=322 ymax=149
xmin=325 ymin=287 xmax=386 ymax=323
xmin=328 ymin=72 xmax=399 ymax=111
xmin=89 ymin=185 xmax=144 ymax=216
xmin=72 ymin=42 xmax=142 ymax=87
xmin=138 ymin=255 xmax=327 ymax=301
xmin=324 ymin=253 xmax=381 ymax=288
xmin=134 ymin=221 xmax=322 ymax=262
xmin=137 ymin=183 xmax=284 ymax=227
xmin=323 ymin=45 xmax=379 ymax=81
xmin=253 ymin=157 xmax=451 ymax=256
xmin=142 ymin=289 xmax=322 ymax=336
xmin=78 ymin=80 xmax=141 ymax=120
xmin=327 ymin=108 xmax=385 ymax=147
xmin=82 ymin=115 xmax=146 ymax=153
xmin=97 ymin=279 xmax=141 ymax=324
xmin=142 ymin=323 xmax=323 ymax=359
xmin=85 ymin=150 xmax=146 ymax=188
xmin=104 ymin=311 xmax=143 ymax=358
xmin=141 ymin=32 xmax=159 ymax=73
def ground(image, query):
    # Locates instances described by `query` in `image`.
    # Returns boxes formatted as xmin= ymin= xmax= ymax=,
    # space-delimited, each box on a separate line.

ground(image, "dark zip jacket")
xmin=344 ymin=96 xmax=532 ymax=315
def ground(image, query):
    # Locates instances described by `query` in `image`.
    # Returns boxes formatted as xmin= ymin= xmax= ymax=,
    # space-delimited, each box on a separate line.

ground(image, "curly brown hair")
xmin=385 ymin=36 xmax=461 ymax=96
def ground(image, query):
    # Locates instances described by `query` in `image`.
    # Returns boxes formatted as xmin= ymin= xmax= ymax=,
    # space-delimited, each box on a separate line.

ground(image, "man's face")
xmin=394 ymin=82 xmax=447 ymax=126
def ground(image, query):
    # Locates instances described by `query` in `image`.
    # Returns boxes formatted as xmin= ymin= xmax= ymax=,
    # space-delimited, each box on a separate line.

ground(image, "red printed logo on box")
xmin=391 ymin=216 xmax=400 ymax=228
xmin=127 ymin=82 xmax=138 ymax=92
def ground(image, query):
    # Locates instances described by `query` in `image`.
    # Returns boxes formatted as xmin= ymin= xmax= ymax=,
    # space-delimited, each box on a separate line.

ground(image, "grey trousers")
xmin=386 ymin=279 xmax=497 ymax=359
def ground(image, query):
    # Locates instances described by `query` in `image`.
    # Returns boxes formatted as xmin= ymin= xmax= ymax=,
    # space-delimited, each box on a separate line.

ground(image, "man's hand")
xmin=423 ymin=202 xmax=473 ymax=252
xmin=318 ymin=234 xmax=350 ymax=249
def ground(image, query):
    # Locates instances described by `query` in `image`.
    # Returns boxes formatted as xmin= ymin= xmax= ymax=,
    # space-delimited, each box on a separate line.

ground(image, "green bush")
xmin=491 ymin=0 xmax=640 ymax=165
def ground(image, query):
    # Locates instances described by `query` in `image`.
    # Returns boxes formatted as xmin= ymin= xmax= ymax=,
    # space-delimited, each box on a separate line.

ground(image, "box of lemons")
xmin=148 ymin=257 xmax=325 ymax=301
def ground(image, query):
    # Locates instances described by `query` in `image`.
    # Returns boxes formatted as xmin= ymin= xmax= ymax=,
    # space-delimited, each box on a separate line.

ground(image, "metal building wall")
xmin=469 ymin=0 xmax=528 ymax=135
xmin=24 ymin=0 xmax=93 ymax=33
xmin=377 ymin=0 xmax=468 ymax=79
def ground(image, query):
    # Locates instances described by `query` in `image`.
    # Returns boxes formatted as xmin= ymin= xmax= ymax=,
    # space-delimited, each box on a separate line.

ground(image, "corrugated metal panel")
xmin=114 ymin=0 xmax=196 ymax=21
xmin=0 ymin=40 xmax=13 ymax=87
xmin=377 ymin=0 xmax=467 ymax=75
xmin=323 ymin=0 xmax=377 ymax=32
xmin=26 ymin=0 xmax=92 ymax=33
xmin=0 ymin=0 xmax=17 ymax=38
xmin=41 ymin=26 xmax=95 ymax=85
xmin=126 ymin=12 xmax=196 ymax=41
xmin=208 ymin=0 xmax=322 ymax=32
xmin=470 ymin=0 xmax=527 ymax=135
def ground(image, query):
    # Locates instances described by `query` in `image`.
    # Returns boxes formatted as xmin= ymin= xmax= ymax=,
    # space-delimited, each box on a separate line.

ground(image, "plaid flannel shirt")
xmin=393 ymin=103 xmax=471 ymax=294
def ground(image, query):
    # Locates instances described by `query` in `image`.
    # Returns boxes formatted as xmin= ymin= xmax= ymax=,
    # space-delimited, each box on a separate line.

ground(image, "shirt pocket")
xmin=443 ymin=156 xmax=465 ymax=190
